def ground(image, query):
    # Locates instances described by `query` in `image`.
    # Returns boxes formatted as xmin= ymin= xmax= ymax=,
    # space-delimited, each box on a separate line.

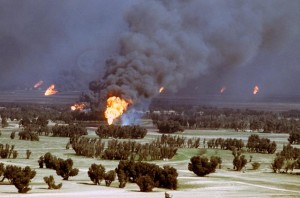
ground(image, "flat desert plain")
xmin=0 ymin=120 xmax=299 ymax=198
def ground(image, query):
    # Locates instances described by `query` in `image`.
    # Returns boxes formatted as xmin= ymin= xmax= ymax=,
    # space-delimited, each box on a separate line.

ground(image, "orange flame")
xmin=71 ymin=103 xmax=86 ymax=111
xmin=34 ymin=80 xmax=44 ymax=88
xmin=159 ymin=87 xmax=164 ymax=93
xmin=104 ymin=96 xmax=129 ymax=125
xmin=253 ymin=85 xmax=259 ymax=95
xmin=44 ymin=84 xmax=58 ymax=96
xmin=220 ymin=86 xmax=226 ymax=93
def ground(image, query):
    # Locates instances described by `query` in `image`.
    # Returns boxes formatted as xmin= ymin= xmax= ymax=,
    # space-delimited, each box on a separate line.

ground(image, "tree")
xmin=288 ymin=128 xmax=300 ymax=144
xmin=188 ymin=156 xmax=219 ymax=176
xmin=233 ymin=155 xmax=247 ymax=171
xmin=3 ymin=165 xmax=36 ymax=193
xmin=271 ymin=156 xmax=285 ymax=173
xmin=88 ymin=163 xmax=105 ymax=185
xmin=156 ymin=120 xmax=184 ymax=133
xmin=1 ymin=117 xmax=8 ymax=128
xmin=44 ymin=175 xmax=62 ymax=189
xmin=56 ymin=158 xmax=79 ymax=180
xmin=104 ymin=170 xmax=116 ymax=187
xmin=136 ymin=175 xmax=155 ymax=192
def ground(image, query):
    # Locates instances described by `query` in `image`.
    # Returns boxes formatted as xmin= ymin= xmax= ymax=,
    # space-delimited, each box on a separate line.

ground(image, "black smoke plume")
xmin=100 ymin=0 xmax=299 ymax=105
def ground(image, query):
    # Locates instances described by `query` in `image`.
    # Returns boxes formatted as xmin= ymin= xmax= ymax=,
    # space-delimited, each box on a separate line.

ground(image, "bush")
xmin=3 ymin=165 xmax=36 ymax=193
xmin=156 ymin=120 xmax=184 ymax=133
xmin=233 ymin=155 xmax=247 ymax=171
xmin=104 ymin=170 xmax=116 ymax=187
xmin=10 ymin=131 xmax=16 ymax=139
xmin=96 ymin=124 xmax=147 ymax=139
xmin=88 ymin=163 xmax=105 ymax=185
xmin=44 ymin=175 xmax=62 ymax=189
xmin=26 ymin=150 xmax=32 ymax=159
xmin=56 ymin=158 xmax=79 ymax=180
xmin=188 ymin=156 xmax=220 ymax=176
xmin=136 ymin=175 xmax=155 ymax=192
xmin=251 ymin=162 xmax=260 ymax=170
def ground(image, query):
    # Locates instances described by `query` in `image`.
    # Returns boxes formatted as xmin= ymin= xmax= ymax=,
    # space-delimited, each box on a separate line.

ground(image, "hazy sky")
xmin=0 ymin=0 xmax=299 ymax=100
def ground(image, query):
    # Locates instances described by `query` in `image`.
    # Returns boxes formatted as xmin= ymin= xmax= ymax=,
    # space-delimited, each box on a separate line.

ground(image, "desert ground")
xmin=0 ymin=119 xmax=299 ymax=198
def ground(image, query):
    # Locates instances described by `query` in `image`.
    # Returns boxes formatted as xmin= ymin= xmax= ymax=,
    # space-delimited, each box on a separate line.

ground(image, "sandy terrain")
xmin=0 ymin=121 xmax=299 ymax=198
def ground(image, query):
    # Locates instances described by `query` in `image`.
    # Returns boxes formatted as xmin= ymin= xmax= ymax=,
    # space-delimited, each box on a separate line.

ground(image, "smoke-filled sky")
xmin=0 ymin=0 xmax=299 ymax=100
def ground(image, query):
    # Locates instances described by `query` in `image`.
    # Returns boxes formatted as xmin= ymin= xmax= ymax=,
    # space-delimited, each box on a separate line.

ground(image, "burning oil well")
xmin=94 ymin=0 xmax=299 ymax=124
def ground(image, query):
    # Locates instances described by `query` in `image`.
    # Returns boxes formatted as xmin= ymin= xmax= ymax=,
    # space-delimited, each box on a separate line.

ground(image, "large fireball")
xmin=104 ymin=96 xmax=129 ymax=125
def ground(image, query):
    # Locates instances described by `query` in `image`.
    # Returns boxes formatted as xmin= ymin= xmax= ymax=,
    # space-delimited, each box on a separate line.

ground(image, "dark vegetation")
xmin=150 ymin=108 xmax=300 ymax=134
xmin=96 ymin=124 xmax=147 ymax=139
xmin=72 ymin=135 xmax=200 ymax=160
xmin=0 ymin=144 xmax=17 ymax=159
xmin=188 ymin=155 xmax=222 ymax=176
xmin=44 ymin=175 xmax=62 ymax=189
xmin=272 ymin=144 xmax=300 ymax=174
xmin=0 ymin=103 xmax=299 ymax=194
xmin=88 ymin=163 xmax=116 ymax=186
xmin=115 ymin=160 xmax=178 ymax=190
xmin=39 ymin=152 xmax=79 ymax=180
xmin=0 ymin=163 xmax=36 ymax=193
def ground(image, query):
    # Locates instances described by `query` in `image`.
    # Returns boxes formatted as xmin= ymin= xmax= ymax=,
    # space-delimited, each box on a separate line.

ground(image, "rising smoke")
xmin=101 ymin=0 xmax=300 ymax=105
xmin=0 ymin=0 xmax=299 ymax=99
xmin=0 ymin=0 xmax=133 ymax=90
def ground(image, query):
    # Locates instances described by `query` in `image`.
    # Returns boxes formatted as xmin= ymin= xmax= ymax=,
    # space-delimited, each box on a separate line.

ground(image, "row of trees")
xmin=272 ymin=144 xmax=300 ymax=173
xmin=51 ymin=124 xmax=87 ymax=137
xmin=96 ymin=124 xmax=147 ymax=139
xmin=155 ymin=120 xmax=184 ymax=133
xmin=72 ymin=135 xmax=201 ymax=161
xmin=206 ymin=135 xmax=277 ymax=154
xmin=0 ymin=144 xmax=17 ymax=159
xmin=207 ymin=138 xmax=244 ymax=150
xmin=246 ymin=134 xmax=277 ymax=154
xmin=288 ymin=128 xmax=300 ymax=144
xmin=150 ymin=108 xmax=300 ymax=134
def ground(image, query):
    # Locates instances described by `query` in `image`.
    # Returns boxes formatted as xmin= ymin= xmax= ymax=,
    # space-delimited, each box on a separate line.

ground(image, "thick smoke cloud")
xmin=0 ymin=0 xmax=299 ymax=102
xmin=101 ymin=0 xmax=300 ymax=104
xmin=0 ymin=0 xmax=135 ymax=90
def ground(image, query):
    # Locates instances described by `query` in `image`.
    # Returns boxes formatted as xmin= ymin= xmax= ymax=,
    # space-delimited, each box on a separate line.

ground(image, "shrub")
xmin=136 ymin=175 xmax=155 ymax=192
xmin=251 ymin=162 xmax=260 ymax=170
xmin=88 ymin=163 xmax=105 ymax=185
xmin=3 ymin=165 xmax=36 ymax=193
xmin=233 ymin=155 xmax=247 ymax=171
xmin=56 ymin=158 xmax=79 ymax=180
xmin=26 ymin=150 xmax=32 ymax=159
xmin=44 ymin=175 xmax=62 ymax=189
xmin=104 ymin=170 xmax=116 ymax=187
xmin=188 ymin=156 xmax=219 ymax=176
xmin=13 ymin=151 xmax=18 ymax=159
xmin=10 ymin=131 xmax=16 ymax=139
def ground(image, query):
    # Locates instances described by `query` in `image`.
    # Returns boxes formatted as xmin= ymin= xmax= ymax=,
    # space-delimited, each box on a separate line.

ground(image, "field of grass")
xmin=0 ymin=120 xmax=299 ymax=197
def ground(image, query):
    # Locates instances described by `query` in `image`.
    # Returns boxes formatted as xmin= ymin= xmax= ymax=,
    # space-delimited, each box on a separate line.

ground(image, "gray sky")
xmin=0 ymin=0 xmax=299 ymax=100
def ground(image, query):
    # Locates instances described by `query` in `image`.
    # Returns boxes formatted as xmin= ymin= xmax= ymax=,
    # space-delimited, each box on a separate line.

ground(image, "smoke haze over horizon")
xmin=0 ymin=0 xmax=299 ymax=101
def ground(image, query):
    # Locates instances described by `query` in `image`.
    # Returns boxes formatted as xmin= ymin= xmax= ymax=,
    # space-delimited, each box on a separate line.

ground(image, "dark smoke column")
xmin=100 ymin=0 xmax=298 ymax=109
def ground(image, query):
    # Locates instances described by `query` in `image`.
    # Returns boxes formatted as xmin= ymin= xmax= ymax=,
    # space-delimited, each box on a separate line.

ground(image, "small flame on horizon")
xmin=159 ymin=87 xmax=164 ymax=93
xmin=34 ymin=80 xmax=44 ymax=88
xmin=104 ymin=96 xmax=129 ymax=125
xmin=220 ymin=86 xmax=226 ymax=93
xmin=253 ymin=85 xmax=259 ymax=95
xmin=71 ymin=103 xmax=86 ymax=111
xmin=44 ymin=84 xmax=58 ymax=96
